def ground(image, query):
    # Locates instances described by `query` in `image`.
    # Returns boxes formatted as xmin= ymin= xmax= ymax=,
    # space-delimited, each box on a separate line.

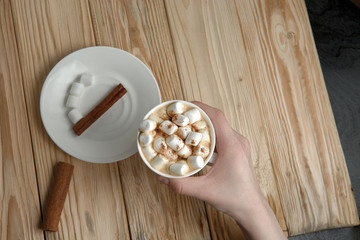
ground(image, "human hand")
xmin=158 ymin=101 xmax=286 ymax=240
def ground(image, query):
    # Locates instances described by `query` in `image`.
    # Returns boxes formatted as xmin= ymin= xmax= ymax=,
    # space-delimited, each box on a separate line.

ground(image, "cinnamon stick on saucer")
xmin=73 ymin=83 xmax=127 ymax=136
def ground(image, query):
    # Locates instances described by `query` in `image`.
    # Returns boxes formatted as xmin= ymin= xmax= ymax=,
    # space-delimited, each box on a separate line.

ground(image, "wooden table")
xmin=1 ymin=0 xmax=359 ymax=239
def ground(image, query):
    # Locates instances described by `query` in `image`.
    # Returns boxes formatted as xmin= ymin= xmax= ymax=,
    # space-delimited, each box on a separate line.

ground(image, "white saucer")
xmin=40 ymin=47 xmax=161 ymax=163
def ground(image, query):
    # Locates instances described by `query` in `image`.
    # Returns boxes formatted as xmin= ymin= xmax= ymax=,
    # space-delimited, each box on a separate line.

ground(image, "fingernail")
xmin=158 ymin=176 xmax=169 ymax=185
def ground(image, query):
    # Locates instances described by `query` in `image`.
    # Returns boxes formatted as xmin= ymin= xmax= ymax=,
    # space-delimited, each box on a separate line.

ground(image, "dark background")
xmin=290 ymin=0 xmax=360 ymax=239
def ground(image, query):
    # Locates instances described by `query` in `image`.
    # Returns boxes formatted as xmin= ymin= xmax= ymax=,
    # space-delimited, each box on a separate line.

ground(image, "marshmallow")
xmin=172 ymin=115 xmax=190 ymax=127
xmin=166 ymin=135 xmax=185 ymax=151
xmin=163 ymin=148 xmax=178 ymax=161
xmin=139 ymin=132 xmax=154 ymax=146
xmin=193 ymin=120 xmax=207 ymax=130
xmin=69 ymin=82 xmax=85 ymax=96
xmin=199 ymin=129 xmax=210 ymax=142
xmin=68 ymin=109 xmax=83 ymax=124
xmin=177 ymin=145 xmax=192 ymax=158
xmin=166 ymin=161 xmax=175 ymax=173
xmin=153 ymin=137 xmax=167 ymax=153
xmin=151 ymin=155 xmax=169 ymax=170
xmin=169 ymin=160 xmax=190 ymax=176
xmin=142 ymin=146 xmax=157 ymax=160
xmin=167 ymin=102 xmax=185 ymax=117
xmin=65 ymin=95 xmax=80 ymax=108
xmin=140 ymin=119 xmax=157 ymax=132
xmin=177 ymin=125 xmax=192 ymax=139
xmin=80 ymin=73 xmax=94 ymax=86
xmin=193 ymin=144 xmax=210 ymax=158
xmin=148 ymin=114 xmax=164 ymax=124
xmin=185 ymin=131 xmax=203 ymax=146
xmin=159 ymin=120 xmax=178 ymax=135
xmin=184 ymin=108 xmax=201 ymax=124
xmin=187 ymin=156 xmax=205 ymax=169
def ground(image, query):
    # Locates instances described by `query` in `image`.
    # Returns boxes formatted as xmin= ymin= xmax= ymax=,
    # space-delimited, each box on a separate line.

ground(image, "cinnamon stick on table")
xmin=73 ymin=83 xmax=127 ymax=136
xmin=42 ymin=162 xmax=74 ymax=232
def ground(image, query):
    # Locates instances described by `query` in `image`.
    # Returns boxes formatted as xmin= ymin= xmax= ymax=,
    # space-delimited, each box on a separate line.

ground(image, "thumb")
xmin=159 ymin=176 xmax=206 ymax=198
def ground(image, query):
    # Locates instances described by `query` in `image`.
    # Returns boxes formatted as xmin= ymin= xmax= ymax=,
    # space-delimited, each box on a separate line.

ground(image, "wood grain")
xmin=10 ymin=0 xmax=130 ymax=239
xmin=88 ymin=0 xmax=211 ymax=239
xmin=165 ymin=0 xmax=359 ymax=237
xmin=234 ymin=0 xmax=359 ymax=235
xmin=164 ymin=0 xmax=287 ymax=239
xmin=3 ymin=0 xmax=358 ymax=238
xmin=0 ymin=0 xmax=43 ymax=239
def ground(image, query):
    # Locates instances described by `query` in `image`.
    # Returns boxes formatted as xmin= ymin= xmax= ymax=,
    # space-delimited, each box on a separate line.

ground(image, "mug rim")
xmin=137 ymin=100 xmax=216 ymax=178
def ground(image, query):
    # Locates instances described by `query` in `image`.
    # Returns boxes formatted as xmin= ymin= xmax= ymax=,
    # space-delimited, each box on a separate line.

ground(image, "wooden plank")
xmin=164 ymin=0 xmax=287 ymax=239
xmin=0 ymin=0 xmax=44 ymax=239
xmin=165 ymin=0 xmax=359 ymax=237
xmin=233 ymin=0 xmax=359 ymax=235
xmin=88 ymin=0 xmax=211 ymax=239
xmin=10 ymin=0 xmax=130 ymax=239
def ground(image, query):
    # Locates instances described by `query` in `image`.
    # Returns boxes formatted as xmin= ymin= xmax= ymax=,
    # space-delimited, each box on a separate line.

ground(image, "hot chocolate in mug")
xmin=137 ymin=100 xmax=217 ymax=178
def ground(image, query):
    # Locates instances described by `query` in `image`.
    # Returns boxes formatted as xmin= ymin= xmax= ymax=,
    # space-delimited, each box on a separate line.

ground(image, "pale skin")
xmin=158 ymin=102 xmax=287 ymax=240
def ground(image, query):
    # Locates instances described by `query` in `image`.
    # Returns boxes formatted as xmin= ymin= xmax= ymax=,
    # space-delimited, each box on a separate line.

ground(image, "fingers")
xmin=192 ymin=101 xmax=235 ymax=153
xmin=158 ymin=176 xmax=207 ymax=199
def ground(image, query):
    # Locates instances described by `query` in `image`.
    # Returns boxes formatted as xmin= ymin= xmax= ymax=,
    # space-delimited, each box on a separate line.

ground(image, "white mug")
xmin=137 ymin=100 xmax=217 ymax=178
